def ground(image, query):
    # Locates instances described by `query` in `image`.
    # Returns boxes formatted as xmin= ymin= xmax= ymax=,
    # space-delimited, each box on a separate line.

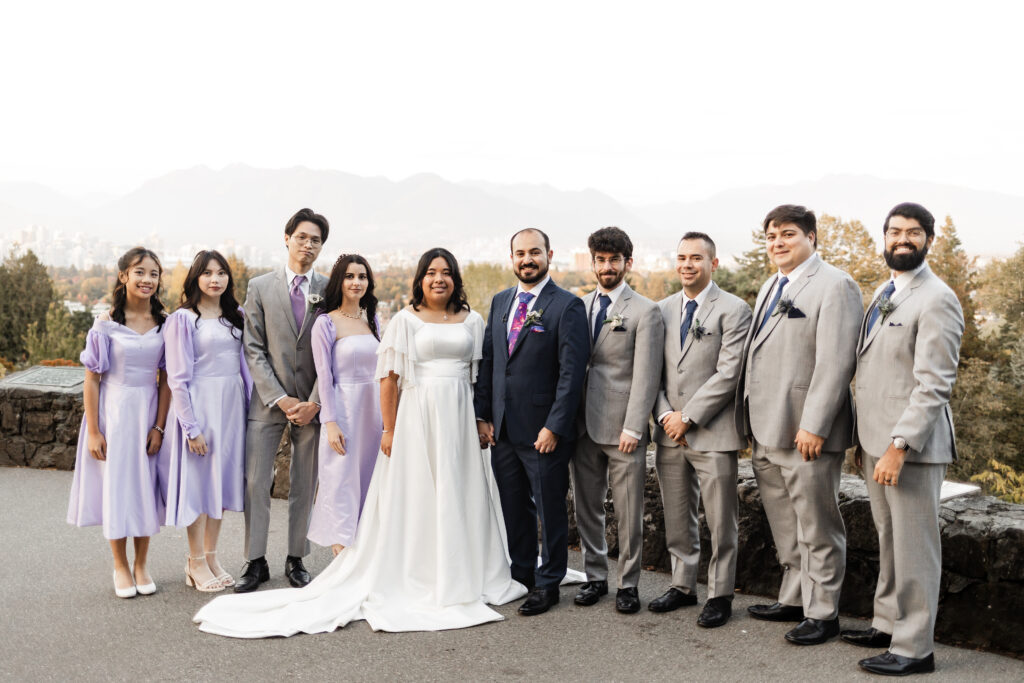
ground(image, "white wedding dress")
xmin=195 ymin=309 xmax=564 ymax=636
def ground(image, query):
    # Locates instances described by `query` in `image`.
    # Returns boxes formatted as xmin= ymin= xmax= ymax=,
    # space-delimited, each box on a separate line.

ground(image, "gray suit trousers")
xmin=752 ymin=442 xmax=846 ymax=619
xmin=571 ymin=434 xmax=646 ymax=588
xmin=243 ymin=419 xmax=319 ymax=560
xmin=863 ymin=454 xmax=945 ymax=659
xmin=655 ymin=442 xmax=738 ymax=599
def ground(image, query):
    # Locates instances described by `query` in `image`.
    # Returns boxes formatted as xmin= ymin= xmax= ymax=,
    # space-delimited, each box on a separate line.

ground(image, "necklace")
xmin=339 ymin=308 xmax=364 ymax=320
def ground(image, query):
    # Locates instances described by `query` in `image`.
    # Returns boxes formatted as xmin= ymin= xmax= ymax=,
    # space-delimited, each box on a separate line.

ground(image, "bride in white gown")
xmin=195 ymin=249 xmax=575 ymax=637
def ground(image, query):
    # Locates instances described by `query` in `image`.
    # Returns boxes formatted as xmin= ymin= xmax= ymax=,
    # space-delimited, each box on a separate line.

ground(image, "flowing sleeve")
xmin=79 ymin=320 xmax=111 ymax=374
xmin=375 ymin=310 xmax=418 ymax=390
xmin=468 ymin=310 xmax=485 ymax=384
xmin=311 ymin=315 xmax=338 ymax=424
xmin=237 ymin=308 xmax=253 ymax=407
xmin=164 ymin=311 xmax=201 ymax=439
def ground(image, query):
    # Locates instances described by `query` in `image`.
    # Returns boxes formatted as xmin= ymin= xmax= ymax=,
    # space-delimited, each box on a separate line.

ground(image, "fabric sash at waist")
xmin=415 ymin=360 xmax=470 ymax=381
xmin=332 ymin=377 xmax=378 ymax=386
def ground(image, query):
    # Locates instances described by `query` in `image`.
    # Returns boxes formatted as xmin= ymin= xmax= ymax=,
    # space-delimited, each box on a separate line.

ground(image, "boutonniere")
xmin=877 ymin=296 xmax=896 ymax=321
xmin=523 ymin=309 xmax=544 ymax=328
xmin=603 ymin=313 xmax=626 ymax=331
xmin=307 ymin=293 xmax=323 ymax=305
xmin=690 ymin=319 xmax=710 ymax=341
xmin=773 ymin=298 xmax=804 ymax=318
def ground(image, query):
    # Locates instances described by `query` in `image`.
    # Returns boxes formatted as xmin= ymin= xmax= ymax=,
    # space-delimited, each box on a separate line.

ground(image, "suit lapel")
xmin=500 ymin=288 xmax=515 ymax=360
xmin=682 ymin=284 xmax=718 ymax=362
xmin=862 ymin=265 xmax=930 ymax=354
xmin=594 ymin=284 xmax=633 ymax=352
xmin=860 ymin=282 xmax=889 ymax=353
xmin=297 ymin=271 xmax=327 ymax=340
xmin=753 ymin=258 xmax=817 ymax=350
xmin=274 ymin=268 xmax=300 ymax=337
xmin=510 ymin=281 xmax=556 ymax=359
xmin=582 ymin=290 xmax=598 ymax=350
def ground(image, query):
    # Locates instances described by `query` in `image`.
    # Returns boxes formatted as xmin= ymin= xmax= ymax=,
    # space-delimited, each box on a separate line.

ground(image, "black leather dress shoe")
xmin=574 ymin=580 xmax=608 ymax=606
xmin=233 ymin=557 xmax=269 ymax=593
xmin=858 ymin=652 xmax=935 ymax=676
xmin=697 ymin=596 xmax=733 ymax=628
xmin=615 ymin=587 xmax=641 ymax=614
xmin=785 ymin=617 xmax=840 ymax=645
xmin=518 ymin=587 xmax=559 ymax=616
xmin=647 ymin=587 xmax=698 ymax=613
xmin=841 ymin=627 xmax=893 ymax=649
xmin=284 ymin=555 xmax=311 ymax=588
xmin=747 ymin=602 xmax=804 ymax=622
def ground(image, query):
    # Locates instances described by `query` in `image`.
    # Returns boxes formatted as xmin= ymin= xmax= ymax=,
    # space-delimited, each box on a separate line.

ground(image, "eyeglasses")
xmin=593 ymin=255 xmax=625 ymax=266
xmin=292 ymin=234 xmax=323 ymax=247
xmin=884 ymin=228 xmax=927 ymax=240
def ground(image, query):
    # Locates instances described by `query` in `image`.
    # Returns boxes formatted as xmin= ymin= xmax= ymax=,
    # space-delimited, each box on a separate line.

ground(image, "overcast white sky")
xmin=1 ymin=0 xmax=1021 ymax=204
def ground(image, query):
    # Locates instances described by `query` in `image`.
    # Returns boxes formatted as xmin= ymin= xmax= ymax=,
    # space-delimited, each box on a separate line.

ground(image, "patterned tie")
xmin=593 ymin=294 xmax=611 ymax=343
xmin=867 ymin=280 xmax=896 ymax=335
xmin=756 ymin=275 xmax=789 ymax=335
xmin=507 ymin=291 xmax=534 ymax=354
xmin=680 ymin=299 xmax=698 ymax=350
xmin=290 ymin=275 xmax=307 ymax=330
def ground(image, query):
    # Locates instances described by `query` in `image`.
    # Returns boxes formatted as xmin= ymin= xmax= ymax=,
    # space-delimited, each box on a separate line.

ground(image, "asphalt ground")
xmin=1 ymin=467 xmax=1020 ymax=682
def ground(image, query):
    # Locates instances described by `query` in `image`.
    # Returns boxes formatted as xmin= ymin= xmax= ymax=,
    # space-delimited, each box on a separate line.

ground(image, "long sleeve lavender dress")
xmin=66 ymin=318 xmax=167 ymax=540
xmin=306 ymin=314 xmax=383 ymax=548
xmin=163 ymin=309 xmax=252 ymax=527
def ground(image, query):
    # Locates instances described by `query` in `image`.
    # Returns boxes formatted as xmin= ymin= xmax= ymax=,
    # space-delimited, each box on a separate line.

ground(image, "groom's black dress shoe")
xmin=841 ymin=627 xmax=893 ymax=649
xmin=284 ymin=556 xmax=311 ymax=588
xmin=697 ymin=596 xmax=733 ymax=628
xmin=858 ymin=652 xmax=934 ymax=676
xmin=574 ymin=580 xmax=608 ymax=606
xmin=233 ymin=557 xmax=269 ymax=593
xmin=785 ymin=617 xmax=840 ymax=645
xmin=747 ymin=602 xmax=804 ymax=622
xmin=648 ymin=587 xmax=698 ymax=613
xmin=615 ymin=588 xmax=641 ymax=614
xmin=518 ymin=588 xmax=559 ymax=616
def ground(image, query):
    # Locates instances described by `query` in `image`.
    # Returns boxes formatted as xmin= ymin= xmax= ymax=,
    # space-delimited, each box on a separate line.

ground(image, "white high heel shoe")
xmin=113 ymin=571 xmax=137 ymax=599
xmin=185 ymin=556 xmax=224 ymax=593
xmin=205 ymin=551 xmax=234 ymax=587
xmin=133 ymin=564 xmax=156 ymax=595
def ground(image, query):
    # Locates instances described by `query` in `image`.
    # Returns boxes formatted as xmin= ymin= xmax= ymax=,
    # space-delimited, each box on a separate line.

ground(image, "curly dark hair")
xmin=587 ymin=226 xmax=633 ymax=259
xmin=316 ymin=253 xmax=380 ymax=340
xmin=179 ymin=250 xmax=244 ymax=337
xmin=411 ymin=248 xmax=470 ymax=314
xmin=110 ymin=247 xmax=167 ymax=330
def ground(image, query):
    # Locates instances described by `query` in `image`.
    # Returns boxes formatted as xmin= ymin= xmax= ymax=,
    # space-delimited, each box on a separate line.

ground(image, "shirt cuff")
xmin=656 ymin=411 xmax=674 ymax=425
xmin=270 ymin=394 xmax=287 ymax=407
xmin=622 ymin=428 xmax=643 ymax=440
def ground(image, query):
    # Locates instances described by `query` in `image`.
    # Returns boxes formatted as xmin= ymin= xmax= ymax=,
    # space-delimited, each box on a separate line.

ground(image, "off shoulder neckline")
xmin=94 ymin=318 xmax=161 ymax=336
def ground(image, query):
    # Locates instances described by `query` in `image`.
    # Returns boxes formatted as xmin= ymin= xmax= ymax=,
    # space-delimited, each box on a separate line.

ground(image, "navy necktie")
xmin=867 ymin=281 xmax=896 ymax=335
xmin=756 ymin=275 xmax=790 ymax=335
xmin=593 ymin=294 xmax=611 ymax=342
xmin=680 ymin=299 xmax=698 ymax=350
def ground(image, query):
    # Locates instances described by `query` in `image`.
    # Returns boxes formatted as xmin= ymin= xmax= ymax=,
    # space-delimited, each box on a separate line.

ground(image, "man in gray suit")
xmin=235 ymin=208 xmax=330 ymax=593
xmin=572 ymin=227 xmax=663 ymax=614
xmin=841 ymin=203 xmax=963 ymax=677
xmin=650 ymin=232 xmax=751 ymax=628
xmin=737 ymin=205 xmax=862 ymax=644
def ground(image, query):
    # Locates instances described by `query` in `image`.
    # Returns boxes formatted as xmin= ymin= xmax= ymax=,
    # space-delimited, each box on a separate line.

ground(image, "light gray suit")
xmin=653 ymin=282 xmax=751 ymax=599
xmin=242 ymin=267 xmax=326 ymax=561
xmin=736 ymin=255 xmax=862 ymax=619
xmin=572 ymin=283 xmax=663 ymax=589
xmin=856 ymin=263 xmax=963 ymax=658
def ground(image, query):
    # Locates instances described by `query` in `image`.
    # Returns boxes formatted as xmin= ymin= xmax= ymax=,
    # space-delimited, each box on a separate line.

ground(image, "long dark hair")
xmin=317 ymin=254 xmax=380 ymax=340
xmin=179 ymin=250 xmax=244 ymax=337
xmin=411 ymin=248 xmax=470 ymax=314
xmin=111 ymin=247 xmax=167 ymax=330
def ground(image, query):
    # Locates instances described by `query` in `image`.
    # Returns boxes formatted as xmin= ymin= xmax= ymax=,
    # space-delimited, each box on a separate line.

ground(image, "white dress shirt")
xmin=890 ymin=261 xmax=927 ymax=297
xmin=272 ymin=264 xmax=315 ymax=407
xmin=506 ymin=275 xmax=551 ymax=335
xmin=588 ymin=279 xmax=627 ymax=331
xmin=657 ymin=280 xmax=713 ymax=425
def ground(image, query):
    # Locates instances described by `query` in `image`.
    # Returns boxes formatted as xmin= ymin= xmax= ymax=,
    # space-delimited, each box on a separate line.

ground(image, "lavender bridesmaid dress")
xmin=163 ymin=309 xmax=252 ymax=527
xmin=66 ymin=318 xmax=166 ymax=539
xmin=306 ymin=314 xmax=382 ymax=548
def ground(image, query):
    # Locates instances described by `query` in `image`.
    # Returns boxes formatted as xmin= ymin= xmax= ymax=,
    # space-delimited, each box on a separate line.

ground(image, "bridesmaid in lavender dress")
xmin=164 ymin=250 xmax=253 ymax=592
xmin=307 ymin=254 xmax=383 ymax=556
xmin=67 ymin=247 xmax=171 ymax=599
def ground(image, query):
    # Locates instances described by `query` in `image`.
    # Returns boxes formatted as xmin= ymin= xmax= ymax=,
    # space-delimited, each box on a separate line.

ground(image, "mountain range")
xmin=1 ymin=165 xmax=1021 ymax=263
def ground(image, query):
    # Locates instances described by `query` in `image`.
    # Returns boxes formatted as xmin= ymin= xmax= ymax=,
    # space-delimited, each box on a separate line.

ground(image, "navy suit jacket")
xmin=474 ymin=280 xmax=590 ymax=447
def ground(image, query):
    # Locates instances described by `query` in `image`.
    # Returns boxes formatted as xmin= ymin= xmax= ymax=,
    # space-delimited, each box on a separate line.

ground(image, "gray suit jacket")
xmin=737 ymin=256 xmax=862 ymax=451
xmin=654 ymin=282 xmax=751 ymax=452
xmin=855 ymin=264 xmax=963 ymax=463
xmin=576 ymin=283 xmax=664 ymax=446
xmin=243 ymin=268 xmax=327 ymax=423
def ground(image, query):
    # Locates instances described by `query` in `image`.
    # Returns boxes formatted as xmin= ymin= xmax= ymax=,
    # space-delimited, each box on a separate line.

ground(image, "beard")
xmin=884 ymin=242 xmax=929 ymax=271
xmin=596 ymin=270 xmax=625 ymax=289
xmin=516 ymin=261 xmax=549 ymax=284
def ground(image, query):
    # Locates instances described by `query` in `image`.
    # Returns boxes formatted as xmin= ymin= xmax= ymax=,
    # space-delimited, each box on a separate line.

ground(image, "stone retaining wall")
xmin=3 ymin=376 xmax=1022 ymax=656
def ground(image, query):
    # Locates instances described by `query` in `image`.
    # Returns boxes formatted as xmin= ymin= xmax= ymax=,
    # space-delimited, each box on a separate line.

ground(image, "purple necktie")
xmin=290 ymin=275 xmax=307 ymax=331
xmin=507 ymin=291 xmax=533 ymax=354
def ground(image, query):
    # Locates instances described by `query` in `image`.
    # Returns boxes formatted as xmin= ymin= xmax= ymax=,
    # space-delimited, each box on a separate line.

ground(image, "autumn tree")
xmin=816 ymin=214 xmax=887 ymax=305
xmin=462 ymin=263 xmax=516 ymax=320
xmin=0 ymin=248 xmax=56 ymax=363
xmin=929 ymin=216 xmax=983 ymax=360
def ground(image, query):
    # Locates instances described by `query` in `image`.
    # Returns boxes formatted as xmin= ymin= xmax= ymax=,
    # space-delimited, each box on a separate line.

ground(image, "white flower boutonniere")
xmin=603 ymin=313 xmax=626 ymax=330
xmin=523 ymin=309 xmax=544 ymax=327
xmin=307 ymin=294 xmax=323 ymax=305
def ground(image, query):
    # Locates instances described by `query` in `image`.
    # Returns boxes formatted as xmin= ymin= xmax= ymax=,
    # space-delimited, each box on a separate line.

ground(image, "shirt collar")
xmin=515 ymin=274 xmax=551 ymax=300
xmin=777 ymin=252 xmax=818 ymax=286
xmin=596 ymin=279 xmax=627 ymax=304
xmin=284 ymin=264 xmax=312 ymax=286
xmin=682 ymin=280 xmax=713 ymax=312
xmin=890 ymin=261 xmax=927 ymax=295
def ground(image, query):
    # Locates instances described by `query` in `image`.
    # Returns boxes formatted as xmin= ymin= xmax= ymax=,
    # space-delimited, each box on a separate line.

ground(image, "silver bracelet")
xmin=152 ymin=425 xmax=165 ymax=435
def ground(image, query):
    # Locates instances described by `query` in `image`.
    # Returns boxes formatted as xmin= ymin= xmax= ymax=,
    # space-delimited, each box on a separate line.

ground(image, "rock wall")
xmin=0 ymin=384 xmax=83 ymax=470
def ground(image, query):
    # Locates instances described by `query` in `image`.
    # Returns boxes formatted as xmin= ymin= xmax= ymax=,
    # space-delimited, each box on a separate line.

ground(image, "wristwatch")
xmin=892 ymin=437 xmax=908 ymax=451
xmin=680 ymin=413 xmax=691 ymax=425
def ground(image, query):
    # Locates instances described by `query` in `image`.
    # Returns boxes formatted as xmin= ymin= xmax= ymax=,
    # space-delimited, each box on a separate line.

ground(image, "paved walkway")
xmin=1 ymin=467 xmax=1019 ymax=682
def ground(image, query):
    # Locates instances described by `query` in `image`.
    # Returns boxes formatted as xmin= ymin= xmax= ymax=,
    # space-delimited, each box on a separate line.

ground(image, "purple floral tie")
xmin=290 ymin=275 xmax=307 ymax=331
xmin=507 ymin=291 xmax=533 ymax=355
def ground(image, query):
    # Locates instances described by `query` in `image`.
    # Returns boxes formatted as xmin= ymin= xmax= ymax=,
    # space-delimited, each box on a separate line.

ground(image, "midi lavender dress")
xmin=306 ymin=314 xmax=382 ymax=548
xmin=66 ymin=318 xmax=167 ymax=540
xmin=163 ymin=309 xmax=252 ymax=527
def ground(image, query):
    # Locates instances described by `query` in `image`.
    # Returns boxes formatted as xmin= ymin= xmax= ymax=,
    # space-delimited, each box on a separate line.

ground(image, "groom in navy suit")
xmin=476 ymin=228 xmax=590 ymax=616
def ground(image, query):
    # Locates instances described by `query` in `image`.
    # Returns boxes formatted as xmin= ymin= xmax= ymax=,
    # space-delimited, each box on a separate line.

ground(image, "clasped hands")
xmin=278 ymin=396 xmax=320 ymax=427
xmin=661 ymin=412 xmax=691 ymax=447
xmin=476 ymin=422 xmax=561 ymax=454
